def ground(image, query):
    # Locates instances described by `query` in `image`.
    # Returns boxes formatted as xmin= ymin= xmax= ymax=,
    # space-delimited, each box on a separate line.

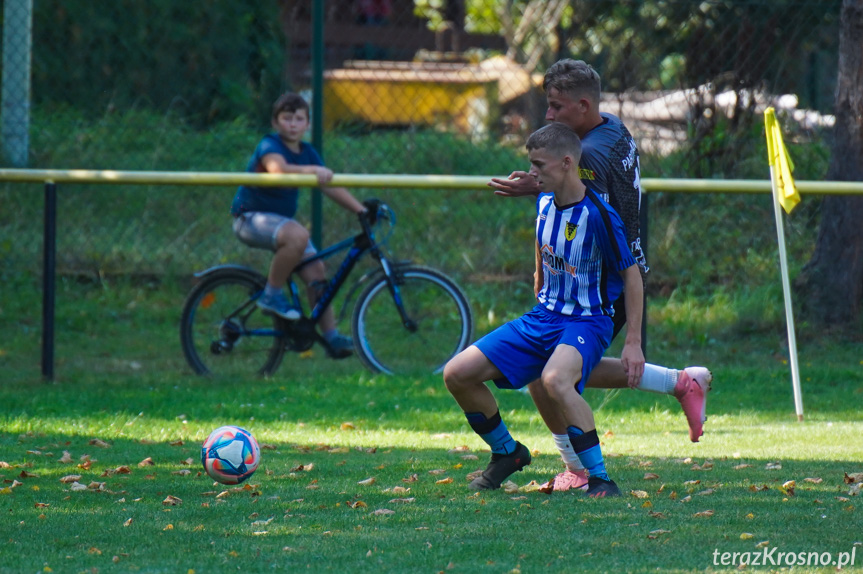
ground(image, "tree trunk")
xmin=796 ymin=0 xmax=863 ymax=330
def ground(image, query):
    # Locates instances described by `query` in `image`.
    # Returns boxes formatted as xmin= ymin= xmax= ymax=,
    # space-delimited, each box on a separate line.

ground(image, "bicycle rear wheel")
xmin=180 ymin=270 xmax=286 ymax=377
xmin=352 ymin=265 xmax=472 ymax=375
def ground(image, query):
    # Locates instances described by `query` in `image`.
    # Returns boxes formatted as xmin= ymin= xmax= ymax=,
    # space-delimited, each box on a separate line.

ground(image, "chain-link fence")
xmin=0 ymin=0 xmax=842 ymax=378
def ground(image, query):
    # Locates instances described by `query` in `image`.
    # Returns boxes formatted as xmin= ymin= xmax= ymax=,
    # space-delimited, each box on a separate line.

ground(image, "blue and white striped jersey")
xmin=536 ymin=190 xmax=636 ymax=317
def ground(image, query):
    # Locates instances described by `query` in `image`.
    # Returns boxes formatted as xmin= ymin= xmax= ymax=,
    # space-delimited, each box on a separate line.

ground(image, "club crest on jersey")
xmin=565 ymin=222 xmax=579 ymax=241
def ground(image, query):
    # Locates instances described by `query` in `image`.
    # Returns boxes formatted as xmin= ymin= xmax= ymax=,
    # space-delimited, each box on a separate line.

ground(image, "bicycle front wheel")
xmin=352 ymin=265 xmax=472 ymax=375
xmin=180 ymin=270 xmax=286 ymax=377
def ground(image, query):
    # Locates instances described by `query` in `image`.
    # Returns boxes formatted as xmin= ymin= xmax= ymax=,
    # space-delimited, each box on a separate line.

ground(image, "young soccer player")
xmin=489 ymin=60 xmax=712 ymax=491
xmin=231 ymin=92 xmax=366 ymax=358
xmin=444 ymin=122 xmax=643 ymax=497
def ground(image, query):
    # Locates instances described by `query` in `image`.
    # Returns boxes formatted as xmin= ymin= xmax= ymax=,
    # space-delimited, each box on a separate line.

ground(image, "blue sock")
xmin=567 ymin=426 xmax=609 ymax=481
xmin=465 ymin=411 xmax=517 ymax=455
xmin=264 ymin=283 xmax=282 ymax=297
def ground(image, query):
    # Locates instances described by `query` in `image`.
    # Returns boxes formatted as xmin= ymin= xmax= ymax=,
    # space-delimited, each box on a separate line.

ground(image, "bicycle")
xmin=180 ymin=199 xmax=473 ymax=377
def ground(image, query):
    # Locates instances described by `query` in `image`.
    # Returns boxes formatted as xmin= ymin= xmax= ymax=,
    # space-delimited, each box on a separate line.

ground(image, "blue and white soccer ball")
xmin=201 ymin=425 xmax=261 ymax=485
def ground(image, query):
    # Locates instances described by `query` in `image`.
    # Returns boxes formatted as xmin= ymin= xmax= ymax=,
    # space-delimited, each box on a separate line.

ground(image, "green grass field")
xmin=2 ymin=338 xmax=861 ymax=573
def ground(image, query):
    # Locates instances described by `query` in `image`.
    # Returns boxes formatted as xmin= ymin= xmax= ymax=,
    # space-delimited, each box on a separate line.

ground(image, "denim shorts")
xmin=474 ymin=305 xmax=612 ymax=393
xmin=232 ymin=212 xmax=317 ymax=257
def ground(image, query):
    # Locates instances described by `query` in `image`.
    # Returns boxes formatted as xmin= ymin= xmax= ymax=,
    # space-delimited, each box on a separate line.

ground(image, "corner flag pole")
xmin=764 ymin=107 xmax=804 ymax=422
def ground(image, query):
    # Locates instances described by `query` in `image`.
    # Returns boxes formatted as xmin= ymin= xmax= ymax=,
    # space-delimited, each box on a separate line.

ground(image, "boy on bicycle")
xmin=231 ymin=92 xmax=366 ymax=358
xmin=443 ymin=122 xmax=643 ymax=497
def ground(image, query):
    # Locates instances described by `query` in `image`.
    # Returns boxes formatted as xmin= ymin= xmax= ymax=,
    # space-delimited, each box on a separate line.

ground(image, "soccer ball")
xmin=201 ymin=425 xmax=261 ymax=485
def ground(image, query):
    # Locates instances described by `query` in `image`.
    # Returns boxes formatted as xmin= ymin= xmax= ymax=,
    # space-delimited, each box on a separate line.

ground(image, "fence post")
xmin=42 ymin=181 xmax=56 ymax=381
xmin=310 ymin=0 xmax=324 ymax=248
xmin=641 ymin=192 xmax=649 ymax=358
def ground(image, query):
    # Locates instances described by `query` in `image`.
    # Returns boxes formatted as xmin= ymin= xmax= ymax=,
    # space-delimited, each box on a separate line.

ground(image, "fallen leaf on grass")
xmin=169 ymin=440 xmax=184 ymax=446
xmin=388 ymin=497 xmax=415 ymax=503
xmin=18 ymin=471 xmax=38 ymax=479
xmin=448 ymin=445 xmax=471 ymax=453
xmin=733 ymin=464 xmax=752 ymax=470
xmin=340 ymin=422 xmax=355 ymax=431
xmin=101 ymin=466 xmax=131 ymax=477
xmin=779 ymin=480 xmax=796 ymax=496
xmin=648 ymin=529 xmax=671 ymax=539
xmin=69 ymin=482 xmax=88 ymax=491
xmin=347 ymin=501 xmax=367 ymax=509
xmin=844 ymin=472 xmax=863 ymax=484
xmin=683 ymin=480 xmax=701 ymax=486
xmin=465 ymin=470 xmax=485 ymax=484
xmin=740 ymin=532 xmax=754 ymax=540
xmin=123 ymin=518 xmax=133 ymax=527
xmin=694 ymin=509 xmax=714 ymax=518
xmin=58 ymin=451 xmax=73 ymax=464
xmin=357 ymin=477 xmax=376 ymax=486
xmin=59 ymin=475 xmax=81 ymax=483
xmin=435 ymin=477 xmax=454 ymax=485
xmin=765 ymin=462 xmax=782 ymax=470
xmin=35 ymin=502 xmax=49 ymax=508
xmin=428 ymin=469 xmax=446 ymax=475
xmin=163 ymin=524 xmax=173 ymax=531
xmin=755 ymin=541 xmax=770 ymax=549
xmin=749 ymin=485 xmax=770 ymax=492
xmin=520 ymin=481 xmax=543 ymax=493
xmin=87 ymin=482 xmax=105 ymax=491
xmin=89 ymin=439 xmax=111 ymax=448
xmin=803 ymin=477 xmax=822 ymax=484
xmin=696 ymin=489 xmax=715 ymax=496
xmin=502 ymin=481 xmax=519 ymax=494
xmin=402 ymin=474 xmax=418 ymax=483
xmin=172 ymin=469 xmax=191 ymax=476
xmin=138 ymin=458 xmax=155 ymax=467
xmin=461 ymin=454 xmax=479 ymax=461
xmin=643 ymin=473 xmax=660 ymax=480
xmin=373 ymin=508 xmax=395 ymax=516
xmin=691 ymin=462 xmax=714 ymax=471
xmin=630 ymin=490 xmax=649 ymax=499
xmin=647 ymin=511 xmax=666 ymax=519
xmin=162 ymin=495 xmax=183 ymax=506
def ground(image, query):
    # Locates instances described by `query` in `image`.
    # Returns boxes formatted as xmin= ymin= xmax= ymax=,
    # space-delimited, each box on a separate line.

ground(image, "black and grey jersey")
xmin=578 ymin=113 xmax=648 ymax=275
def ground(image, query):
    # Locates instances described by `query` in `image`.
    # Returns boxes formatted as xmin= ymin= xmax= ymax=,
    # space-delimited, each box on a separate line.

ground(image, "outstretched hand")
xmin=488 ymin=171 xmax=539 ymax=197
xmin=620 ymin=342 xmax=645 ymax=389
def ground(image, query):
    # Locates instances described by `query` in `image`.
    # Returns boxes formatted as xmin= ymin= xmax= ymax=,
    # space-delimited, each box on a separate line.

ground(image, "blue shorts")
xmin=474 ymin=305 xmax=612 ymax=393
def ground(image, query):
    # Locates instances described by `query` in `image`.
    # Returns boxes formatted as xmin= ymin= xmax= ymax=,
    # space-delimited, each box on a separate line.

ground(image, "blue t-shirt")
xmin=535 ymin=190 xmax=635 ymax=317
xmin=230 ymin=134 xmax=324 ymax=217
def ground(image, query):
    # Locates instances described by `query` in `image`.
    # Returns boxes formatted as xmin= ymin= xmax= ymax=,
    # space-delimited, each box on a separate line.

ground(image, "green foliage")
xmin=30 ymin=0 xmax=285 ymax=126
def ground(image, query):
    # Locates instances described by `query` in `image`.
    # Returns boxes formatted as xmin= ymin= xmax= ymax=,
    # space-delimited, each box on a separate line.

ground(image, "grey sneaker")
xmin=257 ymin=291 xmax=301 ymax=320
xmin=325 ymin=333 xmax=354 ymax=359
xmin=469 ymin=442 xmax=531 ymax=490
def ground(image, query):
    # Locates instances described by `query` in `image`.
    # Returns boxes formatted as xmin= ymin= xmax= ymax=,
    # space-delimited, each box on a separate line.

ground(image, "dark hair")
xmin=525 ymin=122 xmax=582 ymax=161
xmin=272 ymin=92 xmax=310 ymax=121
xmin=542 ymin=59 xmax=601 ymax=104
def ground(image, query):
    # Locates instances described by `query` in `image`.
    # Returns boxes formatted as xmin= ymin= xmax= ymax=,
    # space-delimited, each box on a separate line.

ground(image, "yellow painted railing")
xmin=2 ymin=168 xmax=863 ymax=194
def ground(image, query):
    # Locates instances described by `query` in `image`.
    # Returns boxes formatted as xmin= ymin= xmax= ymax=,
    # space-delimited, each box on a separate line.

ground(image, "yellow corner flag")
xmin=764 ymin=107 xmax=801 ymax=214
